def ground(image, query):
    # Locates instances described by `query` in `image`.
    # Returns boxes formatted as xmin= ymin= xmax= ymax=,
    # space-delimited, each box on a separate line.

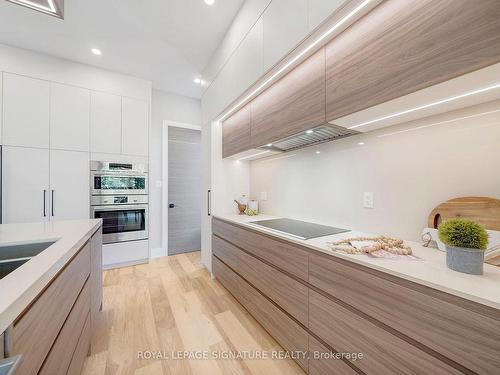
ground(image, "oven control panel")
xmin=90 ymin=194 xmax=148 ymax=206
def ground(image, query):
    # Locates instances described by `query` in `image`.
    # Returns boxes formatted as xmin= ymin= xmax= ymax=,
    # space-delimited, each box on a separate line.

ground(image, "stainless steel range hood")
xmin=258 ymin=123 xmax=360 ymax=152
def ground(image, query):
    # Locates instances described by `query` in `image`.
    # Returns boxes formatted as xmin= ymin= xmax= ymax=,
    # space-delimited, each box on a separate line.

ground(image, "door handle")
xmin=169 ymin=203 xmax=175 ymax=208
xmin=207 ymin=189 xmax=211 ymax=216
xmin=51 ymin=190 xmax=55 ymax=216
xmin=43 ymin=190 xmax=47 ymax=217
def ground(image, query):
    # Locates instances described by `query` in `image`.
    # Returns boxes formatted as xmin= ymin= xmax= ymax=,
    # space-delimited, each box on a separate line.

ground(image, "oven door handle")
xmin=91 ymin=204 xmax=149 ymax=212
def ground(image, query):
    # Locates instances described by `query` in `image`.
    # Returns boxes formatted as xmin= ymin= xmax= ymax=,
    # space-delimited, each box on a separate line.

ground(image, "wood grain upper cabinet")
xmin=325 ymin=0 xmax=500 ymax=121
xmin=251 ymin=48 xmax=326 ymax=148
xmin=222 ymin=104 xmax=251 ymax=158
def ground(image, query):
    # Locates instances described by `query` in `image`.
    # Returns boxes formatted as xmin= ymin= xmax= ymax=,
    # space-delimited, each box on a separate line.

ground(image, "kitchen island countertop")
xmin=213 ymin=213 xmax=500 ymax=311
xmin=0 ymin=219 xmax=102 ymax=333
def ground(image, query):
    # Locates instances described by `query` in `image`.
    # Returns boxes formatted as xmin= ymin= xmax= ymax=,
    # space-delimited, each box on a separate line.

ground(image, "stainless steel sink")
xmin=0 ymin=355 xmax=22 ymax=375
xmin=0 ymin=241 xmax=56 ymax=279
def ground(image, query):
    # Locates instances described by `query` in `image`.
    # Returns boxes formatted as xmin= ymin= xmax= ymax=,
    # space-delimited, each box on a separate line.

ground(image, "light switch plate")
xmin=156 ymin=180 xmax=162 ymax=188
xmin=363 ymin=192 xmax=374 ymax=209
xmin=260 ymin=191 xmax=268 ymax=201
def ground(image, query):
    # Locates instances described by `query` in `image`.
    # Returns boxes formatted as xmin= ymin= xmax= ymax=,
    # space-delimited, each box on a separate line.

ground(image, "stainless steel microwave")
xmin=90 ymin=161 xmax=148 ymax=195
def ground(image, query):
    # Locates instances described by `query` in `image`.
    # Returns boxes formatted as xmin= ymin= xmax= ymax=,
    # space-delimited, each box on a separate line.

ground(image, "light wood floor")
xmin=82 ymin=251 xmax=305 ymax=375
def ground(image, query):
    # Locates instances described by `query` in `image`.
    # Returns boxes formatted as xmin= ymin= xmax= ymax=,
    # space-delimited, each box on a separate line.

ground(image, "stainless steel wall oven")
xmin=90 ymin=161 xmax=149 ymax=244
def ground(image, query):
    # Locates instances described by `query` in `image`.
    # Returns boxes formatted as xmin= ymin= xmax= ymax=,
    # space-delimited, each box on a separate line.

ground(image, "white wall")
xmin=150 ymin=89 xmax=202 ymax=252
xmin=0 ymin=43 xmax=151 ymax=100
xmin=250 ymin=100 xmax=500 ymax=241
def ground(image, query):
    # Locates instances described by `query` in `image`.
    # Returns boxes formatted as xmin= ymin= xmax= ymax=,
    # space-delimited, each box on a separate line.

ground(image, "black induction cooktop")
xmin=249 ymin=218 xmax=349 ymax=240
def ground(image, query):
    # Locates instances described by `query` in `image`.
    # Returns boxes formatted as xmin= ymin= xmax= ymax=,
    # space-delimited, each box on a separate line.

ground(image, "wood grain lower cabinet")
xmin=11 ymin=243 xmax=90 ymax=375
xmin=39 ymin=281 xmax=91 ymax=375
xmin=90 ymin=228 xmax=103 ymax=338
xmin=212 ymin=235 xmax=239 ymax=271
xmin=213 ymin=218 xmax=308 ymax=281
xmin=238 ymin=249 xmax=308 ymax=326
xmin=212 ymin=256 xmax=239 ymax=297
xmin=309 ymin=290 xmax=461 ymax=375
xmin=213 ymin=255 xmax=308 ymax=372
xmin=308 ymin=336 xmax=357 ymax=375
xmin=239 ymin=276 xmax=309 ymax=372
xmin=212 ymin=220 xmax=500 ymax=375
xmin=309 ymin=252 xmax=500 ymax=374
xmin=9 ymin=227 xmax=102 ymax=375
xmin=66 ymin=315 xmax=91 ymax=375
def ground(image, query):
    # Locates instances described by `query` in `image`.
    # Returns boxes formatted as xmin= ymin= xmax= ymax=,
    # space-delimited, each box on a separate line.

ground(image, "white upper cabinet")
xmin=2 ymin=146 xmax=50 ymax=223
xmin=263 ymin=0 xmax=308 ymax=71
xmin=122 ymin=97 xmax=149 ymax=156
xmin=3 ymin=73 xmax=50 ymax=148
xmin=90 ymin=91 xmax=122 ymax=154
xmin=49 ymin=149 xmax=89 ymax=221
xmin=50 ymin=83 xmax=90 ymax=151
xmin=308 ymin=0 xmax=345 ymax=31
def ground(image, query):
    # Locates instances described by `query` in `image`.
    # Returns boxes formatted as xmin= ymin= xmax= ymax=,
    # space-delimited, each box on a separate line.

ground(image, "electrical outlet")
xmin=363 ymin=192 xmax=374 ymax=209
xmin=260 ymin=191 xmax=268 ymax=201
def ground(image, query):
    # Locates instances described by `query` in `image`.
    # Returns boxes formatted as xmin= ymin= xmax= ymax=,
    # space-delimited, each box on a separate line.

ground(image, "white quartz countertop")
xmin=0 ymin=219 xmax=101 ymax=333
xmin=213 ymin=213 xmax=500 ymax=311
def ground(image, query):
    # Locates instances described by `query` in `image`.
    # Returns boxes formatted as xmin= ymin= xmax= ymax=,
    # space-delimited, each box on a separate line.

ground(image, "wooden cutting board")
xmin=428 ymin=197 xmax=500 ymax=266
xmin=428 ymin=197 xmax=500 ymax=230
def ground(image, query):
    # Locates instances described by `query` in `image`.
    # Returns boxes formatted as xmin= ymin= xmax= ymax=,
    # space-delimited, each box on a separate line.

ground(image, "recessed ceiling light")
xmin=266 ymin=143 xmax=273 ymax=147
xmin=315 ymin=151 xmax=321 ymax=154
xmin=306 ymin=130 xmax=314 ymax=134
xmin=91 ymin=48 xmax=102 ymax=56
xmin=204 ymin=0 xmax=215 ymax=5
xmin=194 ymin=78 xmax=202 ymax=84
xmin=358 ymin=142 xmax=365 ymax=145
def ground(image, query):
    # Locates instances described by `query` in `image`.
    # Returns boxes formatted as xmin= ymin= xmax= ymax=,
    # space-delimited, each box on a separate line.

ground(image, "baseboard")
xmin=103 ymin=258 xmax=149 ymax=270
xmin=150 ymin=247 xmax=166 ymax=259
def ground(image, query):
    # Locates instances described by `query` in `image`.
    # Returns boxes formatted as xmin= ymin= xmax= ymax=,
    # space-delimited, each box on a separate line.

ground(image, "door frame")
xmin=161 ymin=120 xmax=202 ymax=257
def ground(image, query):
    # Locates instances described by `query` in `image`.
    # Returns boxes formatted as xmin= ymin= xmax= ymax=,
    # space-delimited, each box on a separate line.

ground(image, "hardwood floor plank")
xmin=83 ymin=252 xmax=305 ymax=375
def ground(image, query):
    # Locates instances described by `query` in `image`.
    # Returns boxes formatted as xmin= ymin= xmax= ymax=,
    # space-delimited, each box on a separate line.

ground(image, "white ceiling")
xmin=0 ymin=0 xmax=244 ymax=98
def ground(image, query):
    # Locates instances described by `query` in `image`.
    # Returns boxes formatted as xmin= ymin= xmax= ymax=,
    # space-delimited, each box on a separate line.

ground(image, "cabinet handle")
xmin=51 ymin=190 xmax=55 ymax=216
xmin=43 ymin=190 xmax=47 ymax=217
xmin=207 ymin=189 xmax=211 ymax=216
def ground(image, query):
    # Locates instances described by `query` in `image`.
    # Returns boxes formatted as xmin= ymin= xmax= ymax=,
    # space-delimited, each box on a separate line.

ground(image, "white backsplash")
xmin=250 ymin=100 xmax=500 ymax=241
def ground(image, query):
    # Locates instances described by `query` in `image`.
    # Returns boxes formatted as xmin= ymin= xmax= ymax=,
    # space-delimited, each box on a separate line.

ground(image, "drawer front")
xmin=309 ymin=252 xmax=500 ymax=373
xmin=212 ymin=256 xmax=239 ymax=297
xmin=309 ymin=290 xmax=461 ymax=375
xmin=238 ymin=249 xmax=308 ymax=326
xmin=239 ymin=276 xmax=309 ymax=372
xmin=12 ymin=242 xmax=90 ymax=375
xmin=212 ymin=235 xmax=239 ymax=271
xmin=66 ymin=314 xmax=91 ymax=375
xmin=308 ymin=336 xmax=357 ymax=375
xmin=39 ymin=280 xmax=91 ymax=375
xmin=212 ymin=218 xmax=308 ymax=280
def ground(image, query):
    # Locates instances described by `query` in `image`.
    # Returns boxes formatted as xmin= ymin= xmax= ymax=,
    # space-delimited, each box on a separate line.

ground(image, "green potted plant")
xmin=438 ymin=219 xmax=489 ymax=275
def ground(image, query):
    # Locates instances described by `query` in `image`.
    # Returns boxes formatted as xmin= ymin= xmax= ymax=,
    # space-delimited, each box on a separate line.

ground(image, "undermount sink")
xmin=0 ymin=240 xmax=57 ymax=279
